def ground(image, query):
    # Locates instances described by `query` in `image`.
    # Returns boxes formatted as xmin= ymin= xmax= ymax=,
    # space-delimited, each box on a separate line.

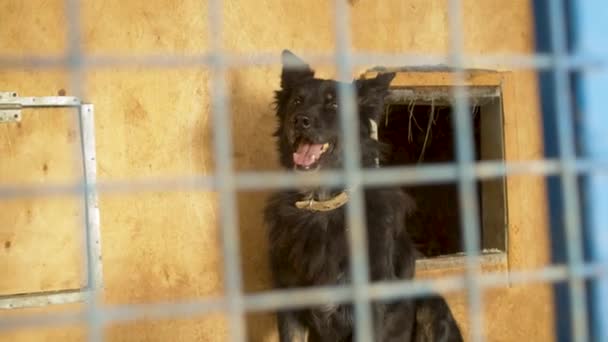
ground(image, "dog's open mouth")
xmin=292 ymin=140 xmax=330 ymax=171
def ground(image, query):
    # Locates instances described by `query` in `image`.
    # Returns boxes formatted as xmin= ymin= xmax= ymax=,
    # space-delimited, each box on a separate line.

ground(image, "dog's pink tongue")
xmin=293 ymin=143 xmax=324 ymax=167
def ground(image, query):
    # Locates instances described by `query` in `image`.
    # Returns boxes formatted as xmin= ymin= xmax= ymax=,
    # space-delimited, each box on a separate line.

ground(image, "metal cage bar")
xmin=1 ymin=159 xmax=607 ymax=200
xmin=446 ymin=0 xmax=485 ymax=341
xmin=332 ymin=1 xmax=375 ymax=341
xmin=1 ymin=52 xmax=606 ymax=71
xmin=207 ymin=0 xmax=247 ymax=341
xmin=1 ymin=261 xmax=607 ymax=333
xmin=63 ymin=0 xmax=105 ymax=340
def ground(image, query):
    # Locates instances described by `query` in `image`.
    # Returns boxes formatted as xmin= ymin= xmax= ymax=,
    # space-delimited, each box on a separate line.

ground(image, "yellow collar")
xmin=295 ymin=192 xmax=349 ymax=212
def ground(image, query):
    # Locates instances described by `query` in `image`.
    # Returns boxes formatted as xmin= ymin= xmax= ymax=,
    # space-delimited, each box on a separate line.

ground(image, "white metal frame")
xmin=0 ymin=93 xmax=102 ymax=309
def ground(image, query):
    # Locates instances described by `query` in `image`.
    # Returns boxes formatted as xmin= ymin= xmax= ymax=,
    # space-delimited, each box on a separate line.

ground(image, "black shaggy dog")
xmin=264 ymin=50 xmax=463 ymax=342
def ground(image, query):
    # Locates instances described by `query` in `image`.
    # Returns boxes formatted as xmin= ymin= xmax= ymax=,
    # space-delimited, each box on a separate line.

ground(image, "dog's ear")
xmin=355 ymin=72 xmax=395 ymax=99
xmin=281 ymin=50 xmax=314 ymax=89
xmin=354 ymin=72 xmax=395 ymax=122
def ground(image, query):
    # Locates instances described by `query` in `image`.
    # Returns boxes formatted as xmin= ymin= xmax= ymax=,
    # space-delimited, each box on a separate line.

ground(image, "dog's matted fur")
xmin=264 ymin=50 xmax=463 ymax=342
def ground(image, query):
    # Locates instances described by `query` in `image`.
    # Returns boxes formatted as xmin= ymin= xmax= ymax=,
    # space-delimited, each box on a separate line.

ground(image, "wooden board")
xmin=0 ymin=0 xmax=553 ymax=341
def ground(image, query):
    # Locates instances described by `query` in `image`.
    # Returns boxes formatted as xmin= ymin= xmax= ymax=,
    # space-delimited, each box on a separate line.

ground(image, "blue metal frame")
xmin=535 ymin=0 xmax=608 ymax=341
xmin=571 ymin=1 xmax=608 ymax=341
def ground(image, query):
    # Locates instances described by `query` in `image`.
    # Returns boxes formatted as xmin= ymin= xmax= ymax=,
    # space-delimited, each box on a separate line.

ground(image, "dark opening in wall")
xmin=378 ymin=87 xmax=507 ymax=258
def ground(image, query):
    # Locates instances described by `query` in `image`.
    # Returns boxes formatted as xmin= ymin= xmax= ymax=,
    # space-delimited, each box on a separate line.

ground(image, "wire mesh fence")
xmin=0 ymin=0 xmax=607 ymax=341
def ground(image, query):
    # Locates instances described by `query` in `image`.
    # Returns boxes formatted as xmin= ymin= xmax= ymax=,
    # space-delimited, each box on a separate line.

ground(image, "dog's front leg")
xmin=373 ymin=304 xmax=387 ymax=342
xmin=367 ymin=229 xmax=395 ymax=282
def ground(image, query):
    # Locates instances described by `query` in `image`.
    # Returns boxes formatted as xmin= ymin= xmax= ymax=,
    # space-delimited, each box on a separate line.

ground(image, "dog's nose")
xmin=294 ymin=114 xmax=311 ymax=129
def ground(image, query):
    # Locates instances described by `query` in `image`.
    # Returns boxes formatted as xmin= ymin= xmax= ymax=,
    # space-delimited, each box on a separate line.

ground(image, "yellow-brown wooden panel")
xmin=0 ymin=0 xmax=554 ymax=341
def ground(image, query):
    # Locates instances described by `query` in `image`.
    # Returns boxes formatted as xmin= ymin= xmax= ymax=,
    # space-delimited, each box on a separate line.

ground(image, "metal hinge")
xmin=0 ymin=91 xmax=21 ymax=123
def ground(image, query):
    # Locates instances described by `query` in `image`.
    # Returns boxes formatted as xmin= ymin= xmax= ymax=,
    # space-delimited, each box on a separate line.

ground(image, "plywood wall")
xmin=0 ymin=0 xmax=552 ymax=341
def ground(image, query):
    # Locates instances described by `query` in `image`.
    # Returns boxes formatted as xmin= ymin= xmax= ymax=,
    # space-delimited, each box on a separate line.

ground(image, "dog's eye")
xmin=293 ymin=97 xmax=303 ymax=105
